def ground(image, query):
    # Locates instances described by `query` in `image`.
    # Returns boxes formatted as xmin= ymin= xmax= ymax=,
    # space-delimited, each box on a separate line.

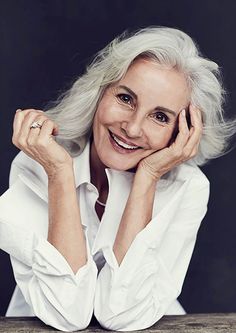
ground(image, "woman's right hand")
xmin=12 ymin=108 xmax=73 ymax=177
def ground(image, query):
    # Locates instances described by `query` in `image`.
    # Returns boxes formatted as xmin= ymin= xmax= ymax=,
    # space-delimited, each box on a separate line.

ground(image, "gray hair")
xmin=45 ymin=26 xmax=236 ymax=166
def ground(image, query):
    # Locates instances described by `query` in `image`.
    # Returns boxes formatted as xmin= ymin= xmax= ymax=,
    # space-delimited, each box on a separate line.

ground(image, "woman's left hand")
xmin=137 ymin=104 xmax=203 ymax=181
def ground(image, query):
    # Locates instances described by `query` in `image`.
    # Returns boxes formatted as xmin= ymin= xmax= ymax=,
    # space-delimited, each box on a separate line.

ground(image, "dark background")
xmin=0 ymin=0 xmax=236 ymax=316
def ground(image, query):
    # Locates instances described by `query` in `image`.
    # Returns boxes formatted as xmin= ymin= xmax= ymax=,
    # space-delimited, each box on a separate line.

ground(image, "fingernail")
xmin=15 ymin=109 xmax=22 ymax=113
xmin=181 ymin=109 xmax=186 ymax=117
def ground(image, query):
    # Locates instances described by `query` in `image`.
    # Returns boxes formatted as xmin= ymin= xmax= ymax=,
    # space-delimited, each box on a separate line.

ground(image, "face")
xmin=91 ymin=58 xmax=190 ymax=172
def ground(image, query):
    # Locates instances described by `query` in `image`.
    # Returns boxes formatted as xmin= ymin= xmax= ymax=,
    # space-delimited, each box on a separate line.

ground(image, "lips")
xmin=111 ymin=132 xmax=139 ymax=147
xmin=108 ymin=130 xmax=142 ymax=153
xmin=109 ymin=130 xmax=141 ymax=149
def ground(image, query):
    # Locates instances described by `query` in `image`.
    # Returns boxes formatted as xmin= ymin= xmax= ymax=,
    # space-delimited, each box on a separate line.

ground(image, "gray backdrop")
xmin=0 ymin=0 xmax=236 ymax=315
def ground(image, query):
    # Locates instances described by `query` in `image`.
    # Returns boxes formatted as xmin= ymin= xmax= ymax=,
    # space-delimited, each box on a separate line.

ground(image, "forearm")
xmin=113 ymin=169 xmax=157 ymax=266
xmin=47 ymin=165 xmax=87 ymax=274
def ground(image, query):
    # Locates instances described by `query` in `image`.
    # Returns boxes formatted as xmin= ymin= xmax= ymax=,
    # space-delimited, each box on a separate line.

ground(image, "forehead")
xmin=117 ymin=58 xmax=190 ymax=111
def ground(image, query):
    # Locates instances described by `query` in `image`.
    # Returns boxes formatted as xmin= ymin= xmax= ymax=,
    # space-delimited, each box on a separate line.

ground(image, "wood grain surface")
xmin=0 ymin=313 xmax=236 ymax=332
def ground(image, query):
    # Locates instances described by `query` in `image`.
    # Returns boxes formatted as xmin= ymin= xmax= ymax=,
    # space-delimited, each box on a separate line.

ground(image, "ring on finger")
xmin=30 ymin=121 xmax=43 ymax=129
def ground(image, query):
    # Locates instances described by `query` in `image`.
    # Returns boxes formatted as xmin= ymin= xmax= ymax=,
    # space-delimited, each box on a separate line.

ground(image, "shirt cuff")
xmin=32 ymin=226 xmax=97 ymax=285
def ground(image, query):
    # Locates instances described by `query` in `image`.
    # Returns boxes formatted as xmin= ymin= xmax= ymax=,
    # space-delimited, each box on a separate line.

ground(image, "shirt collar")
xmin=17 ymin=138 xmax=135 ymax=202
xmin=17 ymin=134 xmax=184 ymax=205
xmin=73 ymin=138 xmax=138 ymax=189
xmin=73 ymin=138 xmax=91 ymax=188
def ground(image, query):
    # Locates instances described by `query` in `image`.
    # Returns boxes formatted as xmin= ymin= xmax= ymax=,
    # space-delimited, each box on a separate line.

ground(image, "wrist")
xmin=136 ymin=165 xmax=160 ymax=184
xmin=137 ymin=159 xmax=163 ymax=183
xmin=46 ymin=163 xmax=74 ymax=182
xmin=134 ymin=167 xmax=158 ymax=193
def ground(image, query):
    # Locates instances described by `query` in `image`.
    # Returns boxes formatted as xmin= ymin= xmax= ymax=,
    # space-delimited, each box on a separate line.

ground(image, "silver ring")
xmin=30 ymin=121 xmax=43 ymax=129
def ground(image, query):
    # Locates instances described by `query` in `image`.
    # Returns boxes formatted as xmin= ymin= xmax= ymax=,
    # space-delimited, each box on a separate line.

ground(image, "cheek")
xmin=95 ymin=102 xmax=121 ymax=127
xmin=92 ymin=106 xmax=108 ymax=131
xmin=149 ymin=127 xmax=175 ymax=150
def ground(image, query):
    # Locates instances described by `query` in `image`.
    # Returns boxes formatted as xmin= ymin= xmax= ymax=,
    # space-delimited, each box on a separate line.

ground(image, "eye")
xmin=117 ymin=93 xmax=133 ymax=105
xmin=153 ymin=111 xmax=169 ymax=123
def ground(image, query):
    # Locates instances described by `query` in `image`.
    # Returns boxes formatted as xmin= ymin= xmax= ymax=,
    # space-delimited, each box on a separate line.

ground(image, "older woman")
xmin=0 ymin=27 xmax=235 ymax=331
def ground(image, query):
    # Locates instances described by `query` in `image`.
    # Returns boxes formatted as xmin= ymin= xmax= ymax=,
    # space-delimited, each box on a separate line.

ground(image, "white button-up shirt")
xmin=0 ymin=139 xmax=210 ymax=331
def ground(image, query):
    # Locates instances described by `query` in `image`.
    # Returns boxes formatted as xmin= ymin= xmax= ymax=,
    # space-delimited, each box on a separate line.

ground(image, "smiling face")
xmin=91 ymin=58 xmax=190 ymax=172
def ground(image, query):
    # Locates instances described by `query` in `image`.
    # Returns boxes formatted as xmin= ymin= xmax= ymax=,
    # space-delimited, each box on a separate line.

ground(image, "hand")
xmin=137 ymin=104 xmax=203 ymax=181
xmin=12 ymin=108 xmax=73 ymax=176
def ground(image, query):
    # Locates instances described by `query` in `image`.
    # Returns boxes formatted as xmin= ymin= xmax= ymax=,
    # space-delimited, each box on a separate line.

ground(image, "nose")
xmin=120 ymin=112 xmax=145 ymax=138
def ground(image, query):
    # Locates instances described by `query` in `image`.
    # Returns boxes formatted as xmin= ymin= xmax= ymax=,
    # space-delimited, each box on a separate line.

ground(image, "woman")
xmin=0 ymin=27 xmax=235 ymax=331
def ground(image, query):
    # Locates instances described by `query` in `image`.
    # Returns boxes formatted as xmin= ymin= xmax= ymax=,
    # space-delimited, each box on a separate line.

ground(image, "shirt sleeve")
xmin=94 ymin=174 xmax=210 ymax=331
xmin=0 ymin=160 xmax=98 ymax=332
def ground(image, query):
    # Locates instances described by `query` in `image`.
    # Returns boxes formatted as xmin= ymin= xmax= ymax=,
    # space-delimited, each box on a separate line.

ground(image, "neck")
xmin=89 ymin=137 xmax=108 ymax=196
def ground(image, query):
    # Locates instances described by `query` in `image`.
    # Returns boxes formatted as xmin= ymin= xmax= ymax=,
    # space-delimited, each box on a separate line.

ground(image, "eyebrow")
xmin=118 ymin=84 xmax=177 ymax=117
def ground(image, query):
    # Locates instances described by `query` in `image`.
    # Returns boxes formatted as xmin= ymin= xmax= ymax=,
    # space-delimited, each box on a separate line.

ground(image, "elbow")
xmin=94 ymin=310 xmax=164 ymax=332
xmin=48 ymin=321 xmax=90 ymax=332
xmin=94 ymin=295 xmax=165 ymax=331
xmin=41 ymin=320 xmax=89 ymax=332
xmin=32 ymin=305 xmax=92 ymax=332
xmin=24 ymin=277 xmax=96 ymax=332
xmin=44 ymin=321 xmax=89 ymax=332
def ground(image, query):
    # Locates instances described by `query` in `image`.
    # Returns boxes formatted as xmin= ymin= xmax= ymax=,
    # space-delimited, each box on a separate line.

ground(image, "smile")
xmin=109 ymin=130 xmax=142 ymax=153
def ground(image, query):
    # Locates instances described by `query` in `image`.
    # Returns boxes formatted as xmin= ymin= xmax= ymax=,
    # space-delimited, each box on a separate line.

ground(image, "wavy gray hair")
xmin=45 ymin=26 xmax=236 ymax=166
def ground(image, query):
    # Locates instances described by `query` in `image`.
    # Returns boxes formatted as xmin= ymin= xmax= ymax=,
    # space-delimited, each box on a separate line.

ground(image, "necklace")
xmin=96 ymin=198 xmax=106 ymax=207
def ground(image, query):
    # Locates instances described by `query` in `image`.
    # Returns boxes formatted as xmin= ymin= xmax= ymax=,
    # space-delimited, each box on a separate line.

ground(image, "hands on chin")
xmin=137 ymin=104 xmax=203 ymax=182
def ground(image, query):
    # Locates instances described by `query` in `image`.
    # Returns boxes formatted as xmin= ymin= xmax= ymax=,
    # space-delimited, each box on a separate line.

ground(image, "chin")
xmin=107 ymin=161 xmax=137 ymax=171
xmin=101 ymin=155 xmax=138 ymax=172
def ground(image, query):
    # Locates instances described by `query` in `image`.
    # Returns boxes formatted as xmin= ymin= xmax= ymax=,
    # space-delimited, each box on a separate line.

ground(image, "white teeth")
xmin=111 ymin=133 xmax=139 ymax=149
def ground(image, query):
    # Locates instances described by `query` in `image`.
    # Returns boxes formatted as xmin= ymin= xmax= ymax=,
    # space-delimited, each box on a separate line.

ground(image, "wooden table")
xmin=0 ymin=314 xmax=236 ymax=332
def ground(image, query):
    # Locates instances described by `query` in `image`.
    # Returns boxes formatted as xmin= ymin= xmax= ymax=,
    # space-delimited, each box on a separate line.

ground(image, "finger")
xmin=13 ymin=109 xmax=44 ymax=137
xmin=19 ymin=112 xmax=46 ymax=144
xmin=183 ymin=105 xmax=203 ymax=156
xmin=187 ymin=105 xmax=203 ymax=143
xmin=174 ymin=109 xmax=190 ymax=148
xmin=31 ymin=112 xmax=59 ymax=136
xmin=12 ymin=110 xmax=37 ymax=147
xmin=16 ymin=108 xmax=44 ymax=114
xmin=38 ymin=119 xmax=58 ymax=143
xmin=27 ymin=117 xmax=48 ymax=147
xmin=13 ymin=110 xmax=24 ymax=139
